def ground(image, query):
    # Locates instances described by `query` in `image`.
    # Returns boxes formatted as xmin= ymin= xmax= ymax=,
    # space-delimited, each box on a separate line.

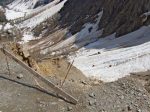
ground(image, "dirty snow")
xmin=69 ymin=26 xmax=150 ymax=82
xmin=22 ymin=33 xmax=34 ymax=43
xmin=19 ymin=0 xmax=67 ymax=28
xmin=5 ymin=9 xmax=25 ymax=20
xmin=28 ymin=0 xmax=61 ymax=15
xmin=4 ymin=23 xmax=13 ymax=30
xmin=40 ymin=11 xmax=103 ymax=55
xmin=8 ymin=0 xmax=38 ymax=12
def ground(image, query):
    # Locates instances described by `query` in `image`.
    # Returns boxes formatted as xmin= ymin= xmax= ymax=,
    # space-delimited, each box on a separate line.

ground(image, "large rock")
xmin=0 ymin=6 xmax=7 ymax=23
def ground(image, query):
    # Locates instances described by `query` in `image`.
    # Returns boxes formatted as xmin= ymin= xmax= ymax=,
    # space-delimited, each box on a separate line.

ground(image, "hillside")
xmin=0 ymin=0 xmax=150 ymax=111
xmin=0 ymin=0 xmax=150 ymax=82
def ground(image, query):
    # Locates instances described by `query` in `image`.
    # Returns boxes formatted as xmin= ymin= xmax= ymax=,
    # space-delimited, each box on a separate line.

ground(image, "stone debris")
xmin=67 ymin=106 xmax=73 ymax=111
xmin=17 ymin=73 xmax=23 ymax=79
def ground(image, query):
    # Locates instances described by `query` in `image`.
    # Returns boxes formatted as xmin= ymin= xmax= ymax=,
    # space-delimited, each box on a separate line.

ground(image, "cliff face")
xmin=0 ymin=0 xmax=14 ymax=5
xmin=59 ymin=0 xmax=150 ymax=37
xmin=0 ymin=6 xmax=6 ymax=22
xmin=59 ymin=0 xmax=103 ymax=34
xmin=100 ymin=0 xmax=150 ymax=37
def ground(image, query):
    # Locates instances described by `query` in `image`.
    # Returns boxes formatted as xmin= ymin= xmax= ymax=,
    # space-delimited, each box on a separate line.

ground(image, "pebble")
xmin=17 ymin=93 xmax=21 ymax=96
xmin=58 ymin=99 xmax=63 ymax=102
xmin=89 ymin=93 xmax=96 ymax=98
xmin=89 ymin=100 xmax=97 ymax=106
xmin=17 ymin=74 xmax=23 ymax=79
xmin=99 ymin=109 xmax=106 ymax=112
xmin=127 ymin=105 xmax=132 ymax=111
xmin=120 ymin=95 xmax=124 ymax=100
xmin=70 ymin=79 xmax=75 ymax=82
xmin=67 ymin=106 xmax=73 ymax=111
xmin=81 ymin=80 xmax=87 ymax=85
xmin=51 ymin=102 xmax=57 ymax=105
xmin=138 ymin=93 xmax=142 ymax=96
xmin=109 ymin=65 xmax=112 ymax=67
xmin=136 ymin=109 xmax=142 ymax=112
xmin=131 ymin=91 xmax=135 ymax=95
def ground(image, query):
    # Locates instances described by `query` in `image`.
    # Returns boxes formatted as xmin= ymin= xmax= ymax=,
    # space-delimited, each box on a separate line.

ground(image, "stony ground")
xmin=1 ymin=50 xmax=150 ymax=112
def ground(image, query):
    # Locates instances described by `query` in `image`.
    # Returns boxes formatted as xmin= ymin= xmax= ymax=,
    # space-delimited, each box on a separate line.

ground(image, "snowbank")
xmin=5 ymin=8 xmax=25 ymax=20
xmin=19 ymin=0 xmax=67 ymax=28
xmin=69 ymin=26 xmax=150 ymax=82
xmin=8 ymin=0 xmax=39 ymax=12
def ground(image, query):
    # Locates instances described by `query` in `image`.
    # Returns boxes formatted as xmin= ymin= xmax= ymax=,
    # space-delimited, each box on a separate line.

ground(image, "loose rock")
xmin=17 ymin=74 xmax=23 ymax=79
xmin=67 ymin=106 xmax=73 ymax=111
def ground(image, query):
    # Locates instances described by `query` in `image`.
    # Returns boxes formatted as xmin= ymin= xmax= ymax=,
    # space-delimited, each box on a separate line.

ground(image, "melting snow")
xmin=8 ymin=0 xmax=38 ymax=12
xmin=5 ymin=9 xmax=25 ymax=20
xmin=19 ymin=0 xmax=67 ymax=28
xmin=40 ymin=11 xmax=103 ymax=54
xmin=22 ymin=33 xmax=34 ymax=43
xmin=69 ymin=26 xmax=150 ymax=82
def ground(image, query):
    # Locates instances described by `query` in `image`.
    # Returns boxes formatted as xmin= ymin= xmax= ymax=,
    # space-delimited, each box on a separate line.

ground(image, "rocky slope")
xmin=0 ymin=6 xmax=6 ymax=22
xmin=60 ymin=0 xmax=150 ymax=37
xmin=1 ymin=0 xmax=150 ymax=82
xmin=34 ymin=0 xmax=150 ymax=38
xmin=1 ymin=1 xmax=150 ymax=111
xmin=1 ymin=0 xmax=150 ymax=38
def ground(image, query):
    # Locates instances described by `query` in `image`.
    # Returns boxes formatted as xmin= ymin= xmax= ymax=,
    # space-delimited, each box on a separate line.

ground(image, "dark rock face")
xmin=0 ymin=0 xmax=14 ymax=5
xmin=59 ymin=0 xmax=150 ymax=37
xmin=100 ymin=0 xmax=150 ymax=37
xmin=34 ymin=0 xmax=54 ymax=8
xmin=59 ymin=0 xmax=103 ymax=34
xmin=34 ymin=0 xmax=150 ymax=38
xmin=0 ymin=6 xmax=7 ymax=23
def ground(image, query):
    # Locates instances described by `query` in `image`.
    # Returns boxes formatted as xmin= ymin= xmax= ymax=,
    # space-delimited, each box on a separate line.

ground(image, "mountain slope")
xmin=1 ymin=0 xmax=150 ymax=82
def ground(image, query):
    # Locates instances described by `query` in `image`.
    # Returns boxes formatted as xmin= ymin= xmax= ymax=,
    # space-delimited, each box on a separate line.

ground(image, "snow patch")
xmin=22 ymin=33 xmax=34 ymax=43
xmin=19 ymin=0 xmax=67 ymax=28
xmin=4 ymin=23 xmax=13 ymax=30
xmin=69 ymin=26 xmax=150 ymax=82
xmin=8 ymin=0 xmax=39 ymax=12
xmin=5 ymin=8 xmax=25 ymax=20
xmin=40 ymin=11 xmax=103 ymax=55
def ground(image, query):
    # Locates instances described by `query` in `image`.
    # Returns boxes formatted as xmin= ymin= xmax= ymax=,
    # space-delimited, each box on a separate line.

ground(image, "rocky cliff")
xmin=0 ymin=6 xmax=6 ymax=22
xmin=59 ymin=0 xmax=150 ymax=37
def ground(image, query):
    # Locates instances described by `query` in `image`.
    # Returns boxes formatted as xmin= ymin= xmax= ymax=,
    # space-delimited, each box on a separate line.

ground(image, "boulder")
xmin=0 ymin=6 xmax=7 ymax=23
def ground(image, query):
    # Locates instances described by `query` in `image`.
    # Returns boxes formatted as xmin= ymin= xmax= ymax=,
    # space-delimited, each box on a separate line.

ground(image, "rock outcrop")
xmin=59 ymin=0 xmax=150 ymax=37
xmin=0 ymin=6 xmax=6 ymax=23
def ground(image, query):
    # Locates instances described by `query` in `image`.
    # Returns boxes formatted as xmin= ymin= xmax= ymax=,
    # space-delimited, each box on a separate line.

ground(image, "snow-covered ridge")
xmin=69 ymin=26 xmax=150 ymax=82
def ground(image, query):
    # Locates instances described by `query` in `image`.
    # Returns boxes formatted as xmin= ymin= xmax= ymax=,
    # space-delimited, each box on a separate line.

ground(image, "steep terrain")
xmin=0 ymin=0 xmax=150 ymax=111
xmin=0 ymin=0 xmax=150 ymax=82
xmin=37 ymin=0 xmax=150 ymax=37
